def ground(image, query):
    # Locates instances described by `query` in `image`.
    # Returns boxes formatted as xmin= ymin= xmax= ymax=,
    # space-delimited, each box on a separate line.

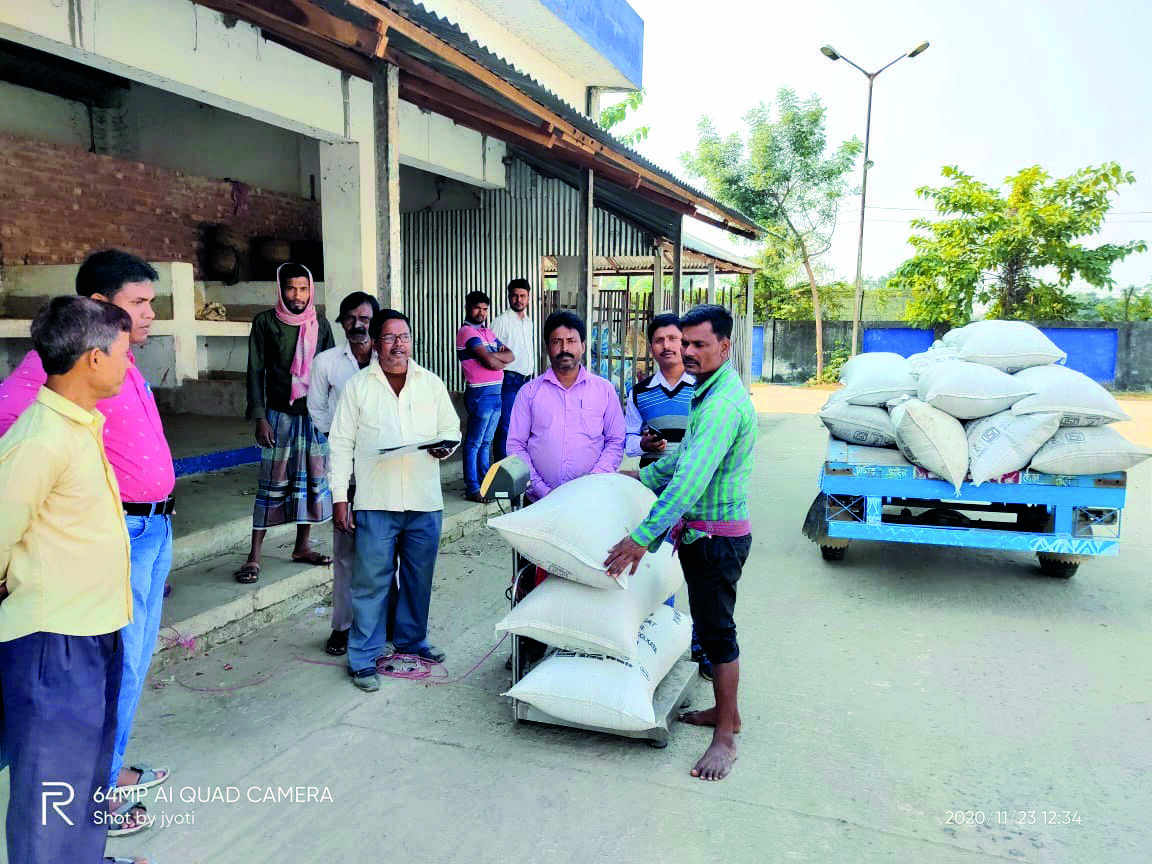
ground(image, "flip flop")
xmin=234 ymin=563 xmax=260 ymax=584
xmin=113 ymin=765 xmax=171 ymax=796
xmin=107 ymin=799 xmax=150 ymax=838
xmin=291 ymin=550 xmax=333 ymax=566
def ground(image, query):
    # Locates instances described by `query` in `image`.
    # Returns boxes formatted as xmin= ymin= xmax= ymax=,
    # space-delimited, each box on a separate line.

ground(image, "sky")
xmin=616 ymin=0 xmax=1152 ymax=292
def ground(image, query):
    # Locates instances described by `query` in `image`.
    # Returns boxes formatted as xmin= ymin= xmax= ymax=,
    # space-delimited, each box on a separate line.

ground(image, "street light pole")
xmin=821 ymin=41 xmax=929 ymax=355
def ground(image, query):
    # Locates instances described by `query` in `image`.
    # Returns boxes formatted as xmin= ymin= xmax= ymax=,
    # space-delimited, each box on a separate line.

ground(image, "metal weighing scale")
xmin=481 ymin=458 xmax=701 ymax=748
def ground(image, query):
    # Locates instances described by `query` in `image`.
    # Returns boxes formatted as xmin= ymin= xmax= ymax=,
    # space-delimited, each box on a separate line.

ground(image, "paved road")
xmin=9 ymin=411 xmax=1151 ymax=863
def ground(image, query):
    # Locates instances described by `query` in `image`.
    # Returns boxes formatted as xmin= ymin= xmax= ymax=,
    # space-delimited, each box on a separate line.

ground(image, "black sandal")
xmin=234 ymin=563 xmax=260 ymax=584
xmin=325 ymin=629 xmax=349 ymax=656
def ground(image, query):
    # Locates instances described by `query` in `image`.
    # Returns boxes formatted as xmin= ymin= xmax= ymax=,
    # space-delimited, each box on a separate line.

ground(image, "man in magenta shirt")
xmin=0 ymin=250 xmax=173 ymax=836
xmin=507 ymin=309 xmax=625 ymax=502
xmin=456 ymin=290 xmax=514 ymax=502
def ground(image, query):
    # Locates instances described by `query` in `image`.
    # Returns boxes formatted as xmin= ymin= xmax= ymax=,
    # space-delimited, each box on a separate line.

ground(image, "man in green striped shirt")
xmin=606 ymin=304 xmax=756 ymax=782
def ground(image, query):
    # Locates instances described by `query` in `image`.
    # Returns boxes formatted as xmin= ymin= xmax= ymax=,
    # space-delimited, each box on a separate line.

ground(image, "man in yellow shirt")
xmin=0 ymin=297 xmax=151 ymax=864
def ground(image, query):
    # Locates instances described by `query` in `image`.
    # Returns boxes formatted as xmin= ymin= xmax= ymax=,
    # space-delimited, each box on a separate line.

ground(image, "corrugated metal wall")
xmin=403 ymin=158 xmax=653 ymax=390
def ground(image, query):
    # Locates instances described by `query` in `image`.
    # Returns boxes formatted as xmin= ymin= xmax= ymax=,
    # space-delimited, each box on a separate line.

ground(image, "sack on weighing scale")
xmin=504 ymin=604 xmax=691 ymax=732
xmin=494 ymin=543 xmax=682 ymax=659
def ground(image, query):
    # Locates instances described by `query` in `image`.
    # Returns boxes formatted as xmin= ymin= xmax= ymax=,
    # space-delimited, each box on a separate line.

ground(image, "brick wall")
xmin=0 ymin=132 xmax=319 ymax=274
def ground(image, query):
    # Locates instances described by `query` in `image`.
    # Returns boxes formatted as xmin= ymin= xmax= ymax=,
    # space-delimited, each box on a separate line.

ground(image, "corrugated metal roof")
xmin=377 ymin=0 xmax=762 ymax=236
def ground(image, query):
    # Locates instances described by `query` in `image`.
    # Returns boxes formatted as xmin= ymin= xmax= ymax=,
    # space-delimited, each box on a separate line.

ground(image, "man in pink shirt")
xmin=506 ymin=309 xmax=625 ymax=501
xmin=456 ymin=290 xmax=514 ymax=503
xmin=0 ymin=249 xmax=173 ymax=837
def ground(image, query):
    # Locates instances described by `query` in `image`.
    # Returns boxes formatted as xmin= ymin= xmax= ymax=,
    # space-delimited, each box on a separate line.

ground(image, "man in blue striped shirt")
xmin=624 ymin=313 xmax=695 ymax=469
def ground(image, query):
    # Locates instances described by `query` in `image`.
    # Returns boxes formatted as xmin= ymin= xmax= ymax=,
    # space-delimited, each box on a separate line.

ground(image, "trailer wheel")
xmin=1036 ymin=552 xmax=1080 ymax=578
xmin=820 ymin=545 xmax=847 ymax=562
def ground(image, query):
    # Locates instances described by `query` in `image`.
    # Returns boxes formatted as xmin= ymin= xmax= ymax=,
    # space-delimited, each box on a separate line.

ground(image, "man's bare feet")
xmin=690 ymin=732 xmax=738 ymax=781
xmin=678 ymin=705 xmax=742 ymax=732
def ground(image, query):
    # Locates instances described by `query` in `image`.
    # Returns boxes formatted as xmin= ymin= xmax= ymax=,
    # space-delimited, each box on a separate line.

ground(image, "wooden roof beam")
xmin=399 ymin=74 xmax=556 ymax=147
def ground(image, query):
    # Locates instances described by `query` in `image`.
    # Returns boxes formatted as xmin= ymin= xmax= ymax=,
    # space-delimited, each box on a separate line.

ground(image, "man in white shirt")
xmin=328 ymin=309 xmax=461 ymax=692
xmin=490 ymin=278 xmax=536 ymax=461
xmin=307 ymin=291 xmax=378 ymax=657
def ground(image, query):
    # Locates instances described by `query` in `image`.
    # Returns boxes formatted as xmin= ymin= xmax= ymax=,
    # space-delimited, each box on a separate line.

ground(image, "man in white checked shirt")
xmin=307 ymin=291 xmax=378 ymax=657
xmin=490 ymin=278 xmax=537 ymax=460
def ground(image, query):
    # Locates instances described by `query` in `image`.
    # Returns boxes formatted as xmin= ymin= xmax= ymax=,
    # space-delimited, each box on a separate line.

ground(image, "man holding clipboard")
xmin=327 ymin=309 xmax=461 ymax=692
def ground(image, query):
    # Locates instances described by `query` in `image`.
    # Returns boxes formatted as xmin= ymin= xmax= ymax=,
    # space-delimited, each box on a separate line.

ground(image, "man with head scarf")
xmin=236 ymin=263 xmax=336 ymax=583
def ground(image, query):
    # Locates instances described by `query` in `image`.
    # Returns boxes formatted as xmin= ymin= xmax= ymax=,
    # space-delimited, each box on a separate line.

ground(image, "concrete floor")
xmin=5 ymin=401 xmax=1151 ymax=863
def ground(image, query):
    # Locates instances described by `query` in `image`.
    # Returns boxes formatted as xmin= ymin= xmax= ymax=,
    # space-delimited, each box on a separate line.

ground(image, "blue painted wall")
xmin=1039 ymin=327 xmax=1118 ymax=383
xmin=862 ymin=327 xmax=934 ymax=357
xmin=751 ymin=325 xmax=765 ymax=378
xmin=540 ymin=0 xmax=644 ymax=88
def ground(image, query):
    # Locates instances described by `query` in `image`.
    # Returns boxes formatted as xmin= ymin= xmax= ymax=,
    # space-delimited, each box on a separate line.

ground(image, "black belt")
xmin=123 ymin=496 xmax=175 ymax=517
xmin=504 ymin=371 xmax=532 ymax=381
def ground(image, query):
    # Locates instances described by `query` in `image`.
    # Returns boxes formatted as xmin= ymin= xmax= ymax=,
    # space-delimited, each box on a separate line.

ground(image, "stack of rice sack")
xmin=819 ymin=321 xmax=1152 ymax=491
xmin=488 ymin=474 xmax=689 ymax=732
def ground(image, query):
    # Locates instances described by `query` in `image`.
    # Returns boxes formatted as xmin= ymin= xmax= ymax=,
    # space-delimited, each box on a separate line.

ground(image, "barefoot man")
xmin=605 ymin=304 xmax=756 ymax=781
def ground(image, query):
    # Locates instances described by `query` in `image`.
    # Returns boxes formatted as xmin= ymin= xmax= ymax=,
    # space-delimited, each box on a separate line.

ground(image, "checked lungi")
xmin=253 ymin=408 xmax=333 ymax=528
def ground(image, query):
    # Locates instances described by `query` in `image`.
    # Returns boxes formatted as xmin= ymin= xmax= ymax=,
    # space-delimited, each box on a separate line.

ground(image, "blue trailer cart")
xmin=803 ymin=439 xmax=1126 ymax=577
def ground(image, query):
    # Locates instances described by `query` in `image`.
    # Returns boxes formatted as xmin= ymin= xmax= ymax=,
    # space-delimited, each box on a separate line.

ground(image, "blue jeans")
xmin=348 ymin=509 xmax=443 ymax=672
xmin=493 ymin=372 xmax=530 ymax=461
xmin=109 ymin=513 xmax=173 ymax=787
xmin=463 ymin=386 xmax=502 ymax=494
xmin=1 ymin=631 xmax=121 ymax=864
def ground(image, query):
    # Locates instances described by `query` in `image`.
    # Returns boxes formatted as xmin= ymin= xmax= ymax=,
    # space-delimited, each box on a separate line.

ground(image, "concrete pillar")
xmin=319 ymin=140 xmax=365 ymax=340
xmin=169 ymin=262 xmax=198 ymax=383
xmin=706 ymin=262 xmax=717 ymax=304
xmin=555 ymin=257 xmax=582 ymax=308
xmin=373 ymin=61 xmax=402 ymax=311
xmin=671 ymin=219 xmax=684 ymax=316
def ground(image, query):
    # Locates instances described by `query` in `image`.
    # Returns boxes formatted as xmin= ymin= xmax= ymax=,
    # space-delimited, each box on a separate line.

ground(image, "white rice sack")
xmin=916 ymin=361 xmax=1036 ymax=419
xmin=819 ymin=397 xmax=896 ymax=447
xmin=966 ymin=411 xmax=1062 ymax=485
xmin=1010 ymin=365 xmax=1130 ymax=426
xmin=840 ymin=351 xmax=906 ymax=383
xmin=889 ymin=398 xmax=969 ymax=492
xmin=837 ymin=353 xmax=916 ymax=407
xmin=907 ymin=345 xmax=961 ymax=380
xmin=1029 ymin=427 xmax=1152 ymax=475
xmin=940 ymin=325 xmax=970 ymax=347
xmin=504 ymin=604 xmax=691 ymax=732
xmin=954 ymin=321 xmax=1067 ymax=372
xmin=494 ymin=543 xmax=682 ymax=659
xmin=487 ymin=473 xmax=655 ymax=589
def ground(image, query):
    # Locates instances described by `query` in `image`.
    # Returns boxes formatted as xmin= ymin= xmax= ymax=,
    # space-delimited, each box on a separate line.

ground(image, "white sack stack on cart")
xmin=1011 ymin=365 xmax=1131 ymax=427
xmin=494 ymin=543 xmax=683 ymax=659
xmin=488 ymin=473 xmax=656 ymax=589
xmin=916 ymin=360 xmax=1036 ymax=420
xmin=966 ymin=411 xmax=1062 ymax=485
xmin=889 ymin=397 xmax=969 ymax=492
xmin=837 ymin=352 xmax=916 ymax=406
xmin=504 ymin=604 xmax=692 ymax=732
xmin=947 ymin=320 xmax=1067 ymax=371
xmin=818 ymin=394 xmax=897 ymax=448
xmin=1030 ymin=427 xmax=1152 ymax=475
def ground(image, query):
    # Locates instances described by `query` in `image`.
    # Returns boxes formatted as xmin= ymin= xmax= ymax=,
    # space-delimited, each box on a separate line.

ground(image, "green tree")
xmin=891 ymin=163 xmax=1145 ymax=326
xmin=1094 ymin=284 xmax=1152 ymax=321
xmin=682 ymin=89 xmax=861 ymax=378
xmin=599 ymin=89 xmax=649 ymax=148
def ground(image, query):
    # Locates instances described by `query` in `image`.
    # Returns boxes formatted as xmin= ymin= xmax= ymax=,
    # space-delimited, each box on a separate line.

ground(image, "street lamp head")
xmin=820 ymin=45 xmax=841 ymax=61
xmin=908 ymin=41 xmax=930 ymax=58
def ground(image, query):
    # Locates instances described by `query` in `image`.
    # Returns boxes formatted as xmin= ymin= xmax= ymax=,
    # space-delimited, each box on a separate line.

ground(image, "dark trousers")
xmin=493 ymin=371 xmax=530 ymax=461
xmin=678 ymin=535 xmax=752 ymax=665
xmin=0 ymin=630 xmax=122 ymax=864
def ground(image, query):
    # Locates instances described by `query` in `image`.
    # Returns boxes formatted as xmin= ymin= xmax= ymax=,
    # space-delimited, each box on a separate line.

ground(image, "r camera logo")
xmin=41 ymin=782 xmax=75 ymax=826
